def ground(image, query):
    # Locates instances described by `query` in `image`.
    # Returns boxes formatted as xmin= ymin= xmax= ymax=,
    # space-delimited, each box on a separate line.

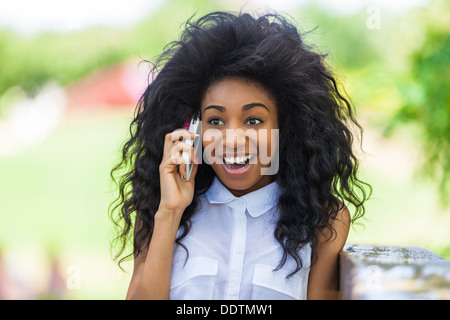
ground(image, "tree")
xmin=386 ymin=0 xmax=450 ymax=205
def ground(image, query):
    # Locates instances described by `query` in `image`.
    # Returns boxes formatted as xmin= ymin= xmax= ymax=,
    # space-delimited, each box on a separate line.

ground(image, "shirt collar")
xmin=205 ymin=176 xmax=282 ymax=218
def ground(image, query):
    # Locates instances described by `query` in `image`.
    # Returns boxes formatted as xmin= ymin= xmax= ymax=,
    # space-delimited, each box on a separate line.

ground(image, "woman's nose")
xmin=223 ymin=127 xmax=258 ymax=157
xmin=224 ymin=130 xmax=246 ymax=157
xmin=225 ymin=128 xmax=246 ymax=146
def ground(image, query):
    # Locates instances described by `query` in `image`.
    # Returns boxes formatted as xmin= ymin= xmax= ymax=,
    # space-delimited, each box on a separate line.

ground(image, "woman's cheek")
xmin=202 ymin=128 xmax=224 ymax=165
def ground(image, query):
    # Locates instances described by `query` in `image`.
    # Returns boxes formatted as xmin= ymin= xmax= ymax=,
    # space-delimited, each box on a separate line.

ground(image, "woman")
xmin=110 ymin=11 xmax=371 ymax=300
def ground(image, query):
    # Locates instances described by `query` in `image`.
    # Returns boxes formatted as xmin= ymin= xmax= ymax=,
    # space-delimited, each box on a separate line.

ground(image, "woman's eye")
xmin=208 ymin=118 xmax=224 ymax=125
xmin=246 ymin=118 xmax=262 ymax=125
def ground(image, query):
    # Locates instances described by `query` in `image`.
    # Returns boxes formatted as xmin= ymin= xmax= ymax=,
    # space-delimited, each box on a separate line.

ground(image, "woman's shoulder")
xmin=334 ymin=204 xmax=351 ymax=237
xmin=317 ymin=203 xmax=351 ymax=250
xmin=329 ymin=204 xmax=351 ymax=245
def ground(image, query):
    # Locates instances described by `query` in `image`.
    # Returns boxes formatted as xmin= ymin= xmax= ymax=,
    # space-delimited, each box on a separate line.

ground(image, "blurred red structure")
xmin=65 ymin=59 xmax=149 ymax=111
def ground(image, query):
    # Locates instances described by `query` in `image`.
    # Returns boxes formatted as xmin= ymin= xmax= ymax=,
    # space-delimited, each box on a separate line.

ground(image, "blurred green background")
xmin=0 ymin=0 xmax=448 ymax=299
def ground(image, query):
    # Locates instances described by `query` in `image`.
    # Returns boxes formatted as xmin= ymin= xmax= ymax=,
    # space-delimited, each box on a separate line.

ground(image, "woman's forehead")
xmin=201 ymin=77 xmax=277 ymax=112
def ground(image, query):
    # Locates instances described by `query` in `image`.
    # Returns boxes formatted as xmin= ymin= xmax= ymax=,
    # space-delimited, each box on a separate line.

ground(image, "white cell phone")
xmin=181 ymin=115 xmax=201 ymax=181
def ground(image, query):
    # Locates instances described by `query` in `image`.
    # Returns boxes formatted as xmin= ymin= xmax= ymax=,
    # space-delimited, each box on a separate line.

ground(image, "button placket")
xmin=226 ymin=199 xmax=247 ymax=299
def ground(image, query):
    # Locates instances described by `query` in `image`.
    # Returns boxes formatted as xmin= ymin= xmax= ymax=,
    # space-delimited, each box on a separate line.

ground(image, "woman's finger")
xmin=169 ymin=141 xmax=194 ymax=164
xmin=172 ymin=141 xmax=200 ymax=181
xmin=162 ymin=130 xmax=197 ymax=162
xmin=171 ymin=129 xmax=199 ymax=142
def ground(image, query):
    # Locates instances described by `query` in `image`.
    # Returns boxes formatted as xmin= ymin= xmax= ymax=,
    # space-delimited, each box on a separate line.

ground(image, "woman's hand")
xmin=158 ymin=129 xmax=199 ymax=216
xmin=126 ymin=129 xmax=199 ymax=300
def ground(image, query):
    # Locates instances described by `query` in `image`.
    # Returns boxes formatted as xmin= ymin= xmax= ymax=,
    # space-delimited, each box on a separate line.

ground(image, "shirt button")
xmin=235 ymin=246 xmax=244 ymax=254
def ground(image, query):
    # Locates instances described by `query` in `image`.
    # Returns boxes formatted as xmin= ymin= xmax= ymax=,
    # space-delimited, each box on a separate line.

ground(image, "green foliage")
xmin=0 ymin=27 xmax=131 ymax=98
xmin=294 ymin=5 xmax=383 ymax=71
xmin=0 ymin=0 xmax=226 ymax=105
xmin=130 ymin=0 xmax=223 ymax=59
xmin=0 ymin=0 xmax=448 ymax=205
xmin=386 ymin=2 xmax=450 ymax=205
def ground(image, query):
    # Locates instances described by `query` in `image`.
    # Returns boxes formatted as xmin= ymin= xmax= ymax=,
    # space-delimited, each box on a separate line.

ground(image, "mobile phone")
xmin=181 ymin=115 xmax=201 ymax=181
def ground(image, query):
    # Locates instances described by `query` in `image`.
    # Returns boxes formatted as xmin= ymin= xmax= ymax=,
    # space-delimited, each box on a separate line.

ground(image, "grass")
xmin=0 ymin=109 xmax=448 ymax=299
xmin=0 ymin=109 xmax=133 ymax=299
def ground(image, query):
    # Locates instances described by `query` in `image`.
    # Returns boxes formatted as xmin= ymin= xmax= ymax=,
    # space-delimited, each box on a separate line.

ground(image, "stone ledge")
xmin=340 ymin=244 xmax=450 ymax=300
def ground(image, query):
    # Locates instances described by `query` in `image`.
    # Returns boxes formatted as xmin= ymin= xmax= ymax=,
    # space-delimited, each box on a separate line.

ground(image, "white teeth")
xmin=224 ymin=155 xmax=253 ymax=164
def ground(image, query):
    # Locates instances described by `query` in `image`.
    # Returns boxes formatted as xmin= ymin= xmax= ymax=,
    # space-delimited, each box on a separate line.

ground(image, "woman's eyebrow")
xmin=242 ymin=103 xmax=269 ymax=113
xmin=203 ymin=103 xmax=269 ymax=113
xmin=204 ymin=105 xmax=226 ymax=113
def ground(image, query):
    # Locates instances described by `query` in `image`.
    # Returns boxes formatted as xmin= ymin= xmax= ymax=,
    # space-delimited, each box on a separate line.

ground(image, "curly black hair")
xmin=109 ymin=10 xmax=371 ymax=277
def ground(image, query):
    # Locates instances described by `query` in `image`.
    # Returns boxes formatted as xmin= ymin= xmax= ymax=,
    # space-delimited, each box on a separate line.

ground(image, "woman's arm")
xmin=307 ymin=206 xmax=350 ymax=300
xmin=126 ymin=208 xmax=183 ymax=300
xmin=125 ymin=129 xmax=198 ymax=300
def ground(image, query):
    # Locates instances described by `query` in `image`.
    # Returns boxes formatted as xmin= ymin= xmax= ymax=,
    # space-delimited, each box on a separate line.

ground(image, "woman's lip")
xmin=221 ymin=162 xmax=253 ymax=175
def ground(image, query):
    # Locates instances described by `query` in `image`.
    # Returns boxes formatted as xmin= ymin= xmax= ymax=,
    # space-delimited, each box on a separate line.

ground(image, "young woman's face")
xmin=201 ymin=77 xmax=279 ymax=197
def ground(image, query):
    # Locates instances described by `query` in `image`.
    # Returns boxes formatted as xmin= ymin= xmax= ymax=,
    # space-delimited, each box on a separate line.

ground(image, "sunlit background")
xmin=0 ymin=0 xmax=448 ymax=299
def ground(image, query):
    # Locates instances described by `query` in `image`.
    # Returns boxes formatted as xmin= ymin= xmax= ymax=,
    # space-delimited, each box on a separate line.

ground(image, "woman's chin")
xmin=212 ymin=163 xmax=275 ymax=197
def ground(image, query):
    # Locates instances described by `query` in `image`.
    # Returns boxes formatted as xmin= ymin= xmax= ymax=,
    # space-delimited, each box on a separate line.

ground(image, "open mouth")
xmin=223 ymin=154 xmax=254 ymax=170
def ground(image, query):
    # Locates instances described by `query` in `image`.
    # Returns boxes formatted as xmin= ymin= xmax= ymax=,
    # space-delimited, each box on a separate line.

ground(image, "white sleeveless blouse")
xmin=169 ymin=177 xmax=311 ymax=300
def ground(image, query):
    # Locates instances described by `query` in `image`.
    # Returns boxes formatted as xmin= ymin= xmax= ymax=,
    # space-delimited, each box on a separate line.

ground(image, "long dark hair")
xmin=110 ymin=11 xmax=371 ymax=276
